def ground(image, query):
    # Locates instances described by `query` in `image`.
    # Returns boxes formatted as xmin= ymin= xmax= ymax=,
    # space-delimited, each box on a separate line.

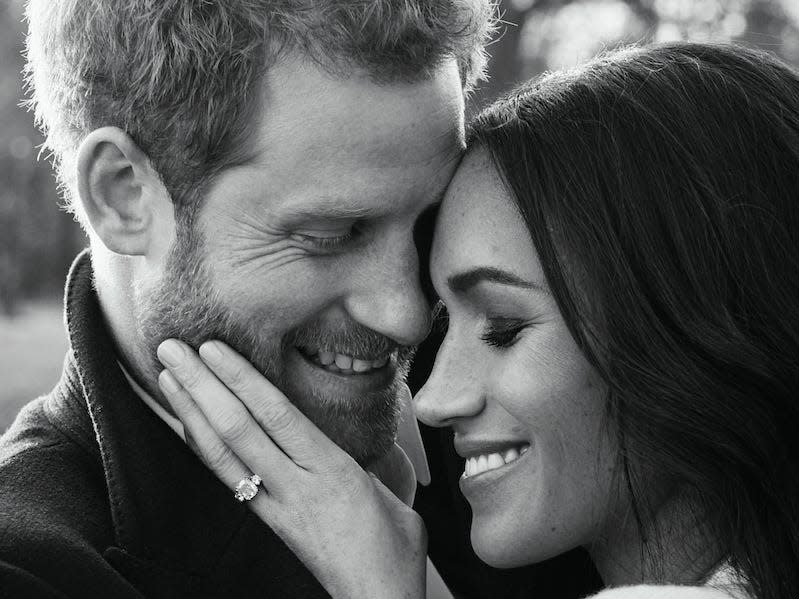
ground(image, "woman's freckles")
xmin=427 ymin=150 xmax=617 ymax=568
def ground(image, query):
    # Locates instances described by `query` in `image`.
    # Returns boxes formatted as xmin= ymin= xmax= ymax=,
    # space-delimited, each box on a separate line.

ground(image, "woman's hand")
xmin=156 ymin=338 xmax=428 ymax=599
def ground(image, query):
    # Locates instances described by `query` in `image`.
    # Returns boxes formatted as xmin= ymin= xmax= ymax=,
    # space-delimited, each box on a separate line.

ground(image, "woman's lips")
xmin=457 ymin=441 xmax=532 ymax=501
xmin=461 ymin=444 xmax=530 ymax=478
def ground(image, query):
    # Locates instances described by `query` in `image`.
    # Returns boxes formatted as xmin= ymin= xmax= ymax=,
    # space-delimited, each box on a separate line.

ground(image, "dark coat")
xmin=0 ymin=252 xmax=330 ymax=598
xmin=0 ymin=251 xmax=601 ymax=599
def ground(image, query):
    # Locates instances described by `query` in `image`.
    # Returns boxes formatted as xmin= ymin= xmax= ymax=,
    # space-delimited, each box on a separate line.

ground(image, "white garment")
xmin=590 ymin=587 xmax=736 ymax=599
xmin=589 ymin=563 xmax=750 ymax=599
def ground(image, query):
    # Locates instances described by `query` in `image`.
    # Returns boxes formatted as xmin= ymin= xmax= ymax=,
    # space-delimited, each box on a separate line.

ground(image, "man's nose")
xmin=414 ymin=332 xmax=484 ymax=428
xmin=345 ymin=239 xmax=433 ymax=348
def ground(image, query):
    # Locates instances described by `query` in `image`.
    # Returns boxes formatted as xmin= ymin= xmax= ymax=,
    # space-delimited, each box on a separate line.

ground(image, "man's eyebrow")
xmin=280 ymin=199 xmax=377 ymax=221
xmin=447 ymin=266 xmax=548 ymax=294
xmin=282 ymin=189 xmax=447 ymax=223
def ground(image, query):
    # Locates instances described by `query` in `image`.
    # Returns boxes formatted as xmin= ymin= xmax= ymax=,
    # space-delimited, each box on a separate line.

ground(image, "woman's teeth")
xmin=302 ymin=348 xmax=389 ymax=375
xmin=463 ymin=445 xmax=529 ymax=478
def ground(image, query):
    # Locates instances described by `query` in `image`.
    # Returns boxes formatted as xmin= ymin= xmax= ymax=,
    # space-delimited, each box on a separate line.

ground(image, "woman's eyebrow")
xmin=447 ymin=266 xmax=548 ymax=294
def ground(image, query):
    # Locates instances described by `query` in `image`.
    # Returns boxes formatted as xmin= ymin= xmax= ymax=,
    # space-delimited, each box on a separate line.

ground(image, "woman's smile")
xmin=414 ymin=150 xmax=617 ymax=568
xmin=457 ymin=440 xmax=532 ymax=500
xmin=459 ymin=443 xmax=531 ymax=479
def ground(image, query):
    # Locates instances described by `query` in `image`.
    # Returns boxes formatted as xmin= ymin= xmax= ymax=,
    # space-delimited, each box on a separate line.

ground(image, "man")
xmin=0 ymin=0 xmax=490 ymax=596
xmin=1 ymin=1 xmax=602 ymax=597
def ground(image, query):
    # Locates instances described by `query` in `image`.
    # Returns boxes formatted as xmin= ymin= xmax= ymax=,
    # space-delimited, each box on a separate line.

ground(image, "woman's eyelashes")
xmin=433 ymin=302 xmax=531 ymax=348
xmin=480 ymin=317 xmax=529 ymax=348
xmin=433 ymin=301 xmax=449 ymax=333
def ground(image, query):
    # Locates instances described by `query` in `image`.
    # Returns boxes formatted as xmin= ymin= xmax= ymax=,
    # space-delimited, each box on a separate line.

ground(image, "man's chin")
xmin=318 ymin=419 xmax=397 ymax=469
xmin=290 ymin=389 xmax=401 ymax=467
xmin=278 ymin=347 xmax=406 ymax=466
xmin=277 ymin=382 xmax=400 ymax=466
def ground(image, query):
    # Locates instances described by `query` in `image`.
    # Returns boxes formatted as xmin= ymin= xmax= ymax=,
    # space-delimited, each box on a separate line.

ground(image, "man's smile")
xmin=289 ymin=346 xmax=397 ymax=395
xmin=297 ymin=345 xmax=393 ymax=375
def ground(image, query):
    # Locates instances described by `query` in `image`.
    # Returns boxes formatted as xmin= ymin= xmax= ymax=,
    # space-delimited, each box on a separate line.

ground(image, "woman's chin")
xmin=470 ymin=520 xmax=556 ymax=569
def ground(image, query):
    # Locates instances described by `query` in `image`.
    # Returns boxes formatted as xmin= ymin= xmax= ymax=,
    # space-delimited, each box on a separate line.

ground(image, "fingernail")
xmin=199 ymin=341 xmax=224 ymax=366
xmin=159 ymin=369 xmax=182 ymax=394
xmin=158 ymin=339 xmax=184 ymax=368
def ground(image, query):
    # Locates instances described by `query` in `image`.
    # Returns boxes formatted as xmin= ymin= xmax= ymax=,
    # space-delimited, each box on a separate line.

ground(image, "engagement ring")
xmin=234 ymin=474 xmax=262 ymax=502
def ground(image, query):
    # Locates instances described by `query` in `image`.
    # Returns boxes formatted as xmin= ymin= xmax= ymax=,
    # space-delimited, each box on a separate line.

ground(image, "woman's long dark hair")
xmin=469 ymin=42 xmax=799 ymax=599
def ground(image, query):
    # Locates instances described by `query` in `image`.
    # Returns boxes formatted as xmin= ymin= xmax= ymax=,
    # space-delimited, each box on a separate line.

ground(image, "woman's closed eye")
xmin=480 ymin=317 xmax=530 ymax=349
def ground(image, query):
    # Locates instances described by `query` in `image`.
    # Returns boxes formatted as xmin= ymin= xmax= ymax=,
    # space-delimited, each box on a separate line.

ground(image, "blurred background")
xmin=2 ymin=0 xmax=799 ymax=431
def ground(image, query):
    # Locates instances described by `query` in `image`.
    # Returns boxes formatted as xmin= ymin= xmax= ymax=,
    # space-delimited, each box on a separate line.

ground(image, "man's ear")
xmin=76 ymin=127 xmax=171 ymax=256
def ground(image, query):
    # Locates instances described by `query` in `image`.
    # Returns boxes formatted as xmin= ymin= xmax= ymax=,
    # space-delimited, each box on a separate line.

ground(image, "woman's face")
xmin=415 ymin=150 xmax=621 ymax=568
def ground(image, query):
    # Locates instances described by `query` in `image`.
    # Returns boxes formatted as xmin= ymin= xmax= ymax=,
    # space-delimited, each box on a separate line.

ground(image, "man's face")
xmin=139 ymin=57 xmax=465 ymax=466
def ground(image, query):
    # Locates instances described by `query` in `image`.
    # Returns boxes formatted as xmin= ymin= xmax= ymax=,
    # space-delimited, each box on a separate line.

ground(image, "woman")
xmin=157 ymin=42 xmax=799 ymax=598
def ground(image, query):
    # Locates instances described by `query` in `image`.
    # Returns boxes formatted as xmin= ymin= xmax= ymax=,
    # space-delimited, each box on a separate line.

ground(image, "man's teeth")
xmin=463 ymin=445 xmax=529 ymax=478
xmin=305 ymin=349 xmax=389 ymax=374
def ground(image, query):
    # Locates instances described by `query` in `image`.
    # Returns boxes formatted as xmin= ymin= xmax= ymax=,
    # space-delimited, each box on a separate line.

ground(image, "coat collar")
xmin=58 ymin=249 xmax=327 ymax=594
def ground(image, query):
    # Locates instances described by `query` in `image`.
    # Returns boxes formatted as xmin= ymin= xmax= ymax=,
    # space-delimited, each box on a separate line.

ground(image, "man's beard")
xmin=136 ymin=229 xmax=415 ymax=467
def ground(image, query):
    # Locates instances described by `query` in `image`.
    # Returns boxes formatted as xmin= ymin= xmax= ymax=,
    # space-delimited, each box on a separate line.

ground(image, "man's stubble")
xmin=135 ymin=224 xmax=414 ymax=467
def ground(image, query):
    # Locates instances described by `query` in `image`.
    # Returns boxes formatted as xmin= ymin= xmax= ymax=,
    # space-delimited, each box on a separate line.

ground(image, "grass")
xmin=0 ymin=300 xmax=68 ymax=433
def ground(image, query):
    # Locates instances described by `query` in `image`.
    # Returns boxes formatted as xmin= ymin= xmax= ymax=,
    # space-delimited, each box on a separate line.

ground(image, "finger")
xmin=158 ymin=369 xmax=264 ymax=503
xmin=157 ymin=339 xmax=294 ymax=485
xmin=197 ymin=340 xmax=346 ymax=468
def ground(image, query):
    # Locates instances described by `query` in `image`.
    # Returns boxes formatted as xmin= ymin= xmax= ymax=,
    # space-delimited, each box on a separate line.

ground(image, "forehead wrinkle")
xmin=343 ymin=99 xmax=465 ymax=168
xmin=290 ymin=118 xmax=463 ymax=172
xmin=276 ymin=149 xmax=459 ymax=221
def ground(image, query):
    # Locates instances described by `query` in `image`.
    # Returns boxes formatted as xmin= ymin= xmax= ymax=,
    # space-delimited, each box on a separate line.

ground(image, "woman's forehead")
xmin=432 ymin=150 xmax=541 ymax=284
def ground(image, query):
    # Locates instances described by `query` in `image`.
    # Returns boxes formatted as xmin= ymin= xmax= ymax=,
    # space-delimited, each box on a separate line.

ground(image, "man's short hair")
xmin=25 ymin=0 xmax=496 ymax=226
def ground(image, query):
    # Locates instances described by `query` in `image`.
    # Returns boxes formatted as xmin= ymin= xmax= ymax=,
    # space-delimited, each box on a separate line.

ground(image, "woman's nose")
xmin=414 ymin=333 xmax=484 ymax=428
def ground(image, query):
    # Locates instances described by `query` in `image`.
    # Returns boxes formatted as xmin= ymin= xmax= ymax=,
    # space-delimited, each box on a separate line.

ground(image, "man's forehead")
xmin=252 ymin=56 xmax=466 ymax=168
xmin=266 ymin=155 xmax=456 ymax=225
xmin=206 ymin=55 xmax=466 ymax=224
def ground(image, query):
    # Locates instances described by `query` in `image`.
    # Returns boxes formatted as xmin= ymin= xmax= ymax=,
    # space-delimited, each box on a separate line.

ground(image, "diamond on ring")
xmin=234 ymin=474 xmax=262 ymax=502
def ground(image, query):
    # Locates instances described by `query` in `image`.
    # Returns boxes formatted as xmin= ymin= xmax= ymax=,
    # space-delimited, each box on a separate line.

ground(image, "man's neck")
xmin=94 ymin=250 xmax=171 ymax=412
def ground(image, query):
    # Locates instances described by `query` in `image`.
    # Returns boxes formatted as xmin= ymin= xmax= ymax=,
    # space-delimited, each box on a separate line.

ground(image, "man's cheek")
xmin=218 ymin=261 xmax=339 ymax=319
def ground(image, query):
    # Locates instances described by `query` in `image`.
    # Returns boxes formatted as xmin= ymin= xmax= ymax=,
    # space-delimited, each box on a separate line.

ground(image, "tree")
xmin=0 ymin=0 xmax=85 ymax=309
